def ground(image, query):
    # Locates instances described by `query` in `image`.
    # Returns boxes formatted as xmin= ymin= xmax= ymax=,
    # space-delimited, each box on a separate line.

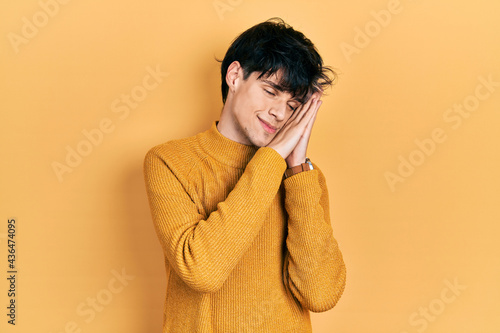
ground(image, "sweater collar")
xmin=198 ymin=121 xmax=259 ymax=169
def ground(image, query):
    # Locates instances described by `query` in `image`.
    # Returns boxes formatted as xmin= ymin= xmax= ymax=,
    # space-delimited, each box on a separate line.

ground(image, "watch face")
xmin=305 ymin=159 xmax=314 ymax=170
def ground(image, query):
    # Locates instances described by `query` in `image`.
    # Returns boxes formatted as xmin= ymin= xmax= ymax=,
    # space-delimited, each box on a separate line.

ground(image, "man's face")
xmin=225 ymin=69 xmax=302 ymax=147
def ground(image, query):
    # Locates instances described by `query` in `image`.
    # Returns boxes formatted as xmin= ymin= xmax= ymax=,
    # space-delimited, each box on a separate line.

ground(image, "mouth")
xmin=258 ymin=117 xmax=277 ymax=134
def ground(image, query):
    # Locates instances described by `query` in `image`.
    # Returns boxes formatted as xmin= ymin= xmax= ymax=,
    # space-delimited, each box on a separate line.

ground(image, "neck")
xmin=199 ymin=121 xmax=258 ymax=169
xmin=217 ymin=103 xmax=251 ymax=146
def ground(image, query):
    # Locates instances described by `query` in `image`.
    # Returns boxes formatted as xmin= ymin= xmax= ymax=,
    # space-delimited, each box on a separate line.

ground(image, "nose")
xmin=268 ymin=100 xmax=287 ymax=122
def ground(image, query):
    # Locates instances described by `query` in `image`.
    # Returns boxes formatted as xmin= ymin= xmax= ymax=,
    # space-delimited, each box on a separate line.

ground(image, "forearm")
xmin=144 ymin=146 xmax=287 ymax=293
xmin=282 ymin=166 xmax=346 ymax=312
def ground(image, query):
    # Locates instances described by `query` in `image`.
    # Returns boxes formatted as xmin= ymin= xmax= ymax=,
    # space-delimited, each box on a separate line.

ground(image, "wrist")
xmin=266 ymin=144 xmax=288 ymax=160
xmin=285 ymin=155 xmax=307 ymax=168
xmin=284 ymin=158 xmax=313 ymax=179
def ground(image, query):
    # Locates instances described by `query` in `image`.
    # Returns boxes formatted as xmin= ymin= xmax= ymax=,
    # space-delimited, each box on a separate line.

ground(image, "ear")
xmin=225 ymin=61 xmax=243 ymax=94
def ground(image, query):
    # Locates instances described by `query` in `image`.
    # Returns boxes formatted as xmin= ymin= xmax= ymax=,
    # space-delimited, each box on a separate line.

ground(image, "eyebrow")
xmin=261 ymin=79 xmax=285 ymax=92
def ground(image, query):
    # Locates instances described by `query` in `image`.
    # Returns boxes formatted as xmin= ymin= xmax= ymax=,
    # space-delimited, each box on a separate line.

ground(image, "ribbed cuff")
xmin=251 ymin=146 xmax=288 ymax=176
xmin=283 ymin=168 xmax=322 ymax=201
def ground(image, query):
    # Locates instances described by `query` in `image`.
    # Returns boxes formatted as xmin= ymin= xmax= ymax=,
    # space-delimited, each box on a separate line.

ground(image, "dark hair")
xmin=218 ymin=17 xmax=336 ymax=104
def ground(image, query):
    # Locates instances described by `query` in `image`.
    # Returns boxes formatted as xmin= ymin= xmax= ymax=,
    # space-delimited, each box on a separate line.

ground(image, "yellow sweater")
xmin=143 ymin=121 xmax=346 ymax=332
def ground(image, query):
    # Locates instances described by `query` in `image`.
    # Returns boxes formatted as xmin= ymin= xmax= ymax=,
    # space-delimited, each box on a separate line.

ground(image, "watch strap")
xmin=284 ymin=158 xmax=314 ymax=179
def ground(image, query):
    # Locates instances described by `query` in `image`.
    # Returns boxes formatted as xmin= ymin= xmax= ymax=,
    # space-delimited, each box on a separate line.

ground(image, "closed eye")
xmin=264 ymin=89 xmax=276 ymax=96
xmin=264 ymin=87 xmax=297 ymax=111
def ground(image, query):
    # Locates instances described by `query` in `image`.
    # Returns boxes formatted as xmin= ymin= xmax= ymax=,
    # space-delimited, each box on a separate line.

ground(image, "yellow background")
xmin=1 ymin=0 xmax=499 ymax=332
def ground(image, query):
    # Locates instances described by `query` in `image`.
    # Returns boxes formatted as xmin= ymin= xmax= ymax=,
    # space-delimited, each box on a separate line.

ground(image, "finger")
xmin=284 ymin=90 xmax=322 ymax=128
xmin=300 ymin=100 xmax=321 ymax=145
xmin=284 ymin=97 xmax=310 ymax=124
xmin=305 ymin=91 xmax=323 ymax=111
xmin=305 ymin=88 xmax=322 ymax=103
xmin=306 ymin=100 xmax=321 ymax=132
xmin=294 ymin=94 xmax=319 ymax=122
xmin=303 ymin=97 xmax=322 ymax=124
xmin=309 ymin=90 xmax=323 ymax=102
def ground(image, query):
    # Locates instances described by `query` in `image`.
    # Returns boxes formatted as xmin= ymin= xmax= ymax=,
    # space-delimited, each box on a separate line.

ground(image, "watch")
xmin=284 ymin=158 xmax=314 ymax=179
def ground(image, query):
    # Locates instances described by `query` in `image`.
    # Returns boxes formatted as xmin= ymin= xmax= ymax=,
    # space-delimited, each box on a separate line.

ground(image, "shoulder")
xmin=143 ymin=132 xmax=206 ymax=178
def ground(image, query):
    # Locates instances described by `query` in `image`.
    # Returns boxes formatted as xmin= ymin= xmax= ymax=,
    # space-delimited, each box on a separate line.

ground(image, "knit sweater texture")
xmin=143 ymin=121 xmax=346 ymax=332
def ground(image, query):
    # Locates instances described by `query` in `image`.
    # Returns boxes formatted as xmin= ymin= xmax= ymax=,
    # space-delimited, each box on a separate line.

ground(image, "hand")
xmin=266 ymin=90 xmax=323 ymax=167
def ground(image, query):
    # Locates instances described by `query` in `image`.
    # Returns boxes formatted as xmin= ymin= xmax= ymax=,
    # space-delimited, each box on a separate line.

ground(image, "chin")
xmin=244 ymin=122 xmax=275 ymax=147
xmin=244 ymin=133 xmax=264 ymax=147
xmin=250 ymin=135 xmax=273 ymax=148
xmin=249 ymin=139 xmax=265 ymax=148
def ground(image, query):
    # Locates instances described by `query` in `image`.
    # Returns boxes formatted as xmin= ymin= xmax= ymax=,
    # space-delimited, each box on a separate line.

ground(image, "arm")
xmin=267 ymin=90 xmax=346 ymax=311
xmin=282 ymin=165 xmax=346 ymax=312
xmin=143 ymin=145 xmax=287 ymax=293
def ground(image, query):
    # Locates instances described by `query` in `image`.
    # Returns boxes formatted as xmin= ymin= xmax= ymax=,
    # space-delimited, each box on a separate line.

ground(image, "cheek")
xmin=233 ymin=88 xmax=267 ymax=121
xmin=246 ymin=87 xmax=268 ymax=111
xmin=238 ymin=101 xmax=263 ymax=119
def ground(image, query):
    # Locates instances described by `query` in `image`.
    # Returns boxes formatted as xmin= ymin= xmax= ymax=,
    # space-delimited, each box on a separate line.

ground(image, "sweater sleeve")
xmin=282 ymin=164 xmax=346 ymax=312
xmin=143 ymin=146 xmax=287 ymax=294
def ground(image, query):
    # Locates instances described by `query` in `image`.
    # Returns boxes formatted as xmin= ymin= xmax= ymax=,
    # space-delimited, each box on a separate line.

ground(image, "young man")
xmin=143 ymin=18 xmax=346 ymax=332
